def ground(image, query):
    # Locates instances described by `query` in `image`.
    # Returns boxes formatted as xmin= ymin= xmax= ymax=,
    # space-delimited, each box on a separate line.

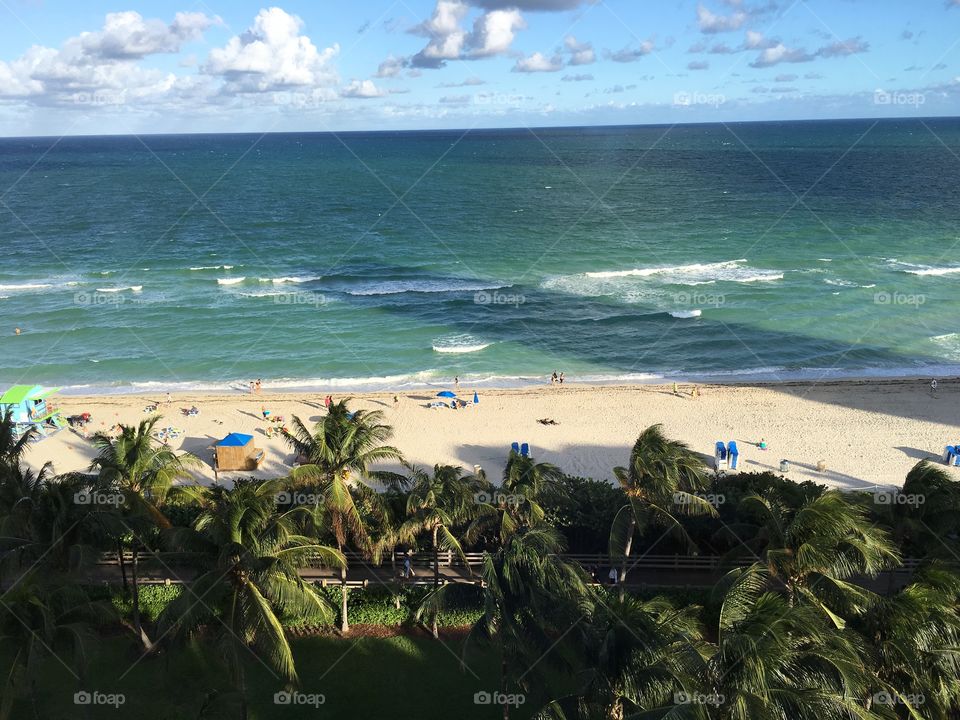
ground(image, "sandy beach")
xmin=18 ymin=378 xmax=959 ymax=491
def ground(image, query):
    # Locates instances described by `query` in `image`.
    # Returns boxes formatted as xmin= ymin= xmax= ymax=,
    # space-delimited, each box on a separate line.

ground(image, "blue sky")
xmin=0 ymin=0 xmax=958 ymax=136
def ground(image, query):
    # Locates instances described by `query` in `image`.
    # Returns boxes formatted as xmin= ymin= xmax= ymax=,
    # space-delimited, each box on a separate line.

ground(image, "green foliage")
xmin=542 ymin=475 xmax=625 ymax=553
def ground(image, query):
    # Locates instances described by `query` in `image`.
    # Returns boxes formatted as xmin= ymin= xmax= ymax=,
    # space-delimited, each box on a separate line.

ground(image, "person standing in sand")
xmin=558 ymin=372 xmax=564 ymax=385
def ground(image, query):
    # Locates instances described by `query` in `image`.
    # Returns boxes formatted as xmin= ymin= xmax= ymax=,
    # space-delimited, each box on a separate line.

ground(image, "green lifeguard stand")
xmin=0 ymin=385 xmax=65 ymax=440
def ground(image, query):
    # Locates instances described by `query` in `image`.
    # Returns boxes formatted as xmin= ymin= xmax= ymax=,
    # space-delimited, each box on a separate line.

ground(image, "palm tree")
xmin=400 ymin=464 xmax=477 ymax=588
xmin=0 ymin=574 xmax=117 ymax=720
xmin=547 ymin=593 xmax=708 ymax=720
xmin=739 ymin=490 xmax=900 ymax=627
xmin=852 ymin=563 xmax=960 ymax=718
xmin=871 ymin=459 xmax=960 ymax=561
xmin=89 ymin=415 xmax=199 ymax=645
xmin=159 ymin=479 xmax=344 ymax=720
xmin=465 ymin=525 xmax=591 ymax=720
xmin=467 ymin=450 xmax=564 ymax=546
xmin=283 ymin=400 xmax=403 ymax=632
xmin=609 ymin=425 xmax=716 ymax=587
xmin=702 ymin=565 xmax=879 ymax=720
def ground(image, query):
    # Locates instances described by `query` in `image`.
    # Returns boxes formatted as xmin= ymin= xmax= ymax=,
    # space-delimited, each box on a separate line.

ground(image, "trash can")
xmin=779 ymin=459 xmax=790 ymax=473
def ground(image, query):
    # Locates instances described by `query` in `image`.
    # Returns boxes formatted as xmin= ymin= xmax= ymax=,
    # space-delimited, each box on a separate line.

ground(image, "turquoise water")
xmin=1 ymin=119 xmax=960 ymax=394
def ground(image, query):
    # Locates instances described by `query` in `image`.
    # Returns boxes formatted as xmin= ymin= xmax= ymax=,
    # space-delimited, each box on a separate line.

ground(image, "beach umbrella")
xmin=473 ymin=391 xmax=479 ymax=404
xmin=437 ymin=391 xmax=457 ymax=398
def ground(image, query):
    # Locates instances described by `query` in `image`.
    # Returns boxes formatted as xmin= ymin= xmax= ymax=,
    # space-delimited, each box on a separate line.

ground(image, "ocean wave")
xmin=345 ymin=280 xmax=509 ymax=296
xmin=432 ymin=334 xmax=493 ymax=353
xmin=890 ymin=260 xmax=960 ymax=277
xmin=824 ymin=278 xmax=856 ymax=287
xmin=555 ymin=260 xmax=783 ymax=292
xmin=0 ymin=282 xmax=53 ymax=291
xmin=669 ymin=309 xmax=702 ymax=318
xmin=258 ymin=276 xmax=320 ymax=284
xmin=190 ymin=265 xmax=235 ymax=271
xmin=95 ymin=285 xmax=142 ymax=293
xmin=217 ymin=277 xmax=246 ymax=285
xmin=931 ymin=333 xmax=960 ymax=359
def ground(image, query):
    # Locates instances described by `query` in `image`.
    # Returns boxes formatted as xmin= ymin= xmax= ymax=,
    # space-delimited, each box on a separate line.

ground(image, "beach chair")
xmin=511 ymin=442 xmax=520 ymax=455
xmin=945 ymin=445 xmax=960 ymax=467
xmin=727 ymin=441 xmax=739 ymax=470
xmin=520 ymin=442 xmax=530 ymax=457
xmin=714 ymin=441 xmax=728 ymax=470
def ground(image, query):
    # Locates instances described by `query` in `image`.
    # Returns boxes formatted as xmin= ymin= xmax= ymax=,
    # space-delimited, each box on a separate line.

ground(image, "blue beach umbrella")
xmin=437 ymin=390 xmax=457 ymax=398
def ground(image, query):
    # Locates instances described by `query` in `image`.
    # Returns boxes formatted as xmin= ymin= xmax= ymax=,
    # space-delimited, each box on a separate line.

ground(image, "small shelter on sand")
xmin=0 ymin=385 xmax=64 ymax=440
xmin=214 ymin=433 xmax=264 ymax=471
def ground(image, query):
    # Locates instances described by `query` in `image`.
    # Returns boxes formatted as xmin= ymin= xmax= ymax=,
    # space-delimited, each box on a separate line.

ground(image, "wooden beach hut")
xmin=214 ymin=432 xmax=264 ymax=471
xmin=0 ymin=385 xmax=65 ymax=440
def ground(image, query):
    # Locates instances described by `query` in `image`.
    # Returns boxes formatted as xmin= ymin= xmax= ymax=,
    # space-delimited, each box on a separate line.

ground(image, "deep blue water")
xmin=1 ymin=119 xmax=959 ymax=393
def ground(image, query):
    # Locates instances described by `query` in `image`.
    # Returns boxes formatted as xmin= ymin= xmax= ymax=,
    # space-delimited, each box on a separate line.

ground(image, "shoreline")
xmin=40 ymin=369 xmax=960 ymax=398
xmin=21 ymin=377 xmax=960 ymax=491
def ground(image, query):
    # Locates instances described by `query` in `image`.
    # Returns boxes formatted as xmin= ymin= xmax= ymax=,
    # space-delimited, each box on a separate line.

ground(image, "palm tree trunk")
xmin=338 ymin=542 xmax=349 ymax=634
xmin=618 ymin=515 xmax=636 ymax=601
xmin=117 ymin=540 xmax=128 ymax=592
xmin=501 ymin=656 xmax=510 ymax=720
xmin=432 ymin=526 xmax=440 ymax=587
xmin=131 ymin=545 xmax=141 ymax=638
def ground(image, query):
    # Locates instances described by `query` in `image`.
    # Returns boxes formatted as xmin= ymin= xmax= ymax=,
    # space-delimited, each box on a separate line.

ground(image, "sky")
xmin=0 ymin=0 xmax=958 ymax=136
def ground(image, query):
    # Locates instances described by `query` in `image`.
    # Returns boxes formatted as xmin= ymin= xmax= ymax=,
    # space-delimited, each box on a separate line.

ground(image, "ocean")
xmin=1 ymin=119 xmax=959 ymax=395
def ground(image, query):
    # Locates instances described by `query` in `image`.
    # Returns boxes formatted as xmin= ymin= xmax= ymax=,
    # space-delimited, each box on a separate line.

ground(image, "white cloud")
xmin=376 ymin=55 xmax=408 ymax=78
xmin=608 ymin=41 xmax=655 ymax=63
xmin=205 ymin=8 xmax=339 ymax=93
xmin=471 ymin=0 xmax=586 ymax=9
xmin=80 ymin=11 xmax=215 ymax=60
xmin=467 ymin=9 xmax=526 ymax=57
xmin=409 ymin=0 xmax=470 ymax=68
xmin=750 ymin=43 xmax=814 ymax=68
xmin=697 ymin=3 xmax=747 ymax=33
xmin=341 ymin=79 xmax=387 ymax=98
xmin=564 ymin=35 xmax=595 ymax=65
xmin=513 ymin=51 xmax=563 ymax=72
xmin=0 ymin=10 xmax=216 ymax=105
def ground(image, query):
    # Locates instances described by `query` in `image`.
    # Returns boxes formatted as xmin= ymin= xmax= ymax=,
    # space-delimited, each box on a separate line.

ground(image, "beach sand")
xmin=23 ymin=379 xmax=960 ymax=490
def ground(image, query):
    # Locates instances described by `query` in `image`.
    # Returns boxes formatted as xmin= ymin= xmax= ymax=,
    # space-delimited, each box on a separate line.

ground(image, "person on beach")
xmin=607 ymin=567 xmax=618 ymax=586
xmin=454 ymin=376 xmax=459 ymax=389
xmin=931 ymin=379 xmax=938 ymax=397
xmin=261 ymin=406 xmax=270 ymax=421
xmin=759 ymin=438 xmax=767 ymax=450
xmin=393 ymin=395 xmax=399 ymax=407
xmin=324 ymin=395 xmax=331 ymax=409
xmin=559 ymin=372 xmax=564 ymax=385
xmin=404 ymin=554 xmax=415 ymax=579
xmin=551 ymin=371 xmax=558 ymax=384
xmin=249 ymin=381 xmax=255 ymax=394
xmin=255 ymin=379 xmax=262 ymax=394
xmin=166 ymin=392 xmax=172 ymax=404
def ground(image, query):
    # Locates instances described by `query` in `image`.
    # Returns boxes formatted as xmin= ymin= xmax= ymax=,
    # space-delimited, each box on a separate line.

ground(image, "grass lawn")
xmin=4 ymin=634 xmax=540 ymax=719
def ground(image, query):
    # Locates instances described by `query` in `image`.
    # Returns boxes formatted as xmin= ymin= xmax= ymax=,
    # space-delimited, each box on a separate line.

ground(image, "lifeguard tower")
xmin=0 ymin=385 xmax=65 ymax=440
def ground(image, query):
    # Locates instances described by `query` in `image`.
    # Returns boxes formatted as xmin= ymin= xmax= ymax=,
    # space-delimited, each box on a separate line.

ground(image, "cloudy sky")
xmin=0 ymin=0 xmax=957 ymax=136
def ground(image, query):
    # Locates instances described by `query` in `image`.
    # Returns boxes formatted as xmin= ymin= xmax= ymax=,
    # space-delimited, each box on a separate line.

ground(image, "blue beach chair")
xmin=511 ymin=441 xmax=520 ymax=455
xmin=727 ymin=441 xmax=739 ymax=470
xmin=520 ymin=442 xmax=530 ymax=458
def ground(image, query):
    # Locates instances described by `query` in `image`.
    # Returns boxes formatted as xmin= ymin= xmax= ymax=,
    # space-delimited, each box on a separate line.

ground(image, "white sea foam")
xmin=346 ymin=280 xmax=508 ymax=296
xmin=669 ymin=309 xmax=702 ymax=318
xmin=258 ymin=276 xmax=320 ymax=284
xmin=581 ymin=259 xmax=782 ymax=285
xmin=889 ymin=260 xmax=960 ymax=277
xmin=95 ymin=285 xmax=142 ymax=293
xmin=432 ymin=334 xmax=492 ymax=353
xmin=217 ymin=277 xmax=246 ymax=285
xmin=191 ymin=265 xmax=234 ymax=271
xmin=931 ymin=333 xmax=960 ymax=359
xmin=0 ymin=282 xmax=53 ymax=291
